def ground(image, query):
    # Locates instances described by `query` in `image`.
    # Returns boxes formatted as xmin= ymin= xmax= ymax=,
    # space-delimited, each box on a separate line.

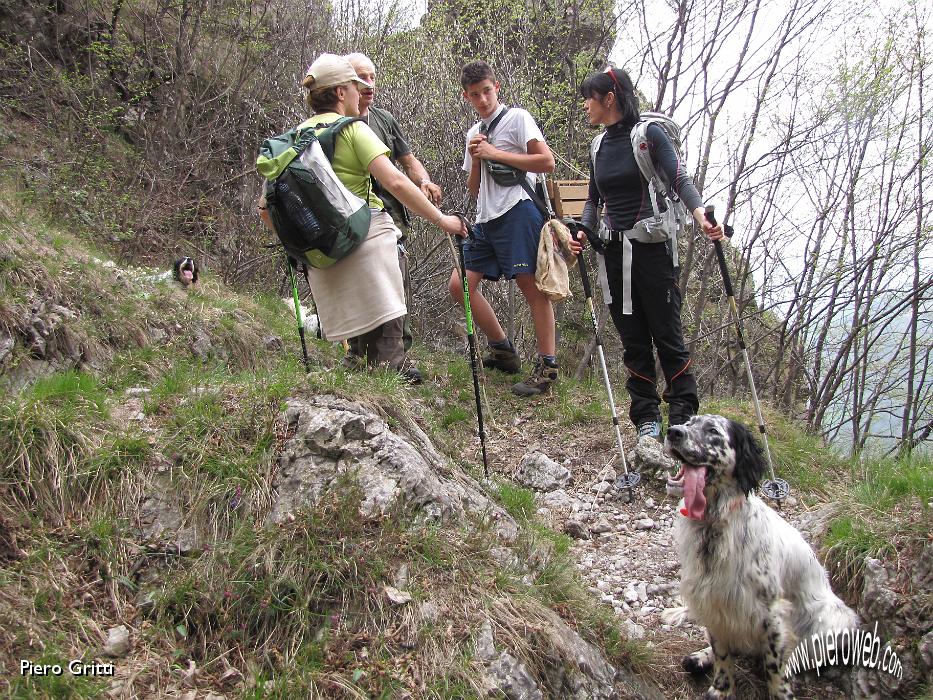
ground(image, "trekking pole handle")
xmin=564 ymin=220 xmax=594 ymax=297
xmin=704 ymin=206 xmax=735 ymax=299
xmin=563 ymin=218 xmax=605 ymax=255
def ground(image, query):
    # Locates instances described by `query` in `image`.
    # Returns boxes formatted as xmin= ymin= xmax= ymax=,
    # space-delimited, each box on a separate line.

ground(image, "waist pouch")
xmin=485 ymin=160 xmax=527 ymax=187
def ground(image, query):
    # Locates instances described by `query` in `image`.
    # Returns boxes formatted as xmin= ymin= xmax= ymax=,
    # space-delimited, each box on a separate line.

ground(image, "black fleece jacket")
xmin=581 ymin=121 xmax=702 ymax=233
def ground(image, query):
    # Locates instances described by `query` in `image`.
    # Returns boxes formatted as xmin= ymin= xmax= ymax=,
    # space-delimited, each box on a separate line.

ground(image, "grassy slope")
xmin=0 ymin=169 xmax=929 ymax=698
xmin=0 ymin=184 xmax=649 ymax=698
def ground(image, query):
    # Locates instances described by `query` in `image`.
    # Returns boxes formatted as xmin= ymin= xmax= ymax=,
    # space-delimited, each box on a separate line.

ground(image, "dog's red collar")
xmin=680 ymin=495 xmax=745 ymax=521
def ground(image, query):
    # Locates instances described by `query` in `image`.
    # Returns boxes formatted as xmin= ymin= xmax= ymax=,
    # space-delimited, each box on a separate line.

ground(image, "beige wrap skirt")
xmin=308 ymin=210 xmax=405 ymax=342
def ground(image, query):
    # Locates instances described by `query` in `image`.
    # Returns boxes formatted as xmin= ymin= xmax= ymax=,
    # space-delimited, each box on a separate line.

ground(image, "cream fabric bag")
xmin=535 ymin=218 xmax=576 ymax=301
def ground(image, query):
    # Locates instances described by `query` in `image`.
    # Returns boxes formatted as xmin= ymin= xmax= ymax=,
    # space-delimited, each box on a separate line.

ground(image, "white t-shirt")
xmin=462 ymin=106 xmax=546 ymax=224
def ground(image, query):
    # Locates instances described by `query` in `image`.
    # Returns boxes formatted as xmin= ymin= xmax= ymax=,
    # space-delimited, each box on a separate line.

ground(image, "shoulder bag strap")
xmin=480 ymin=106 xmax=510 ymax=137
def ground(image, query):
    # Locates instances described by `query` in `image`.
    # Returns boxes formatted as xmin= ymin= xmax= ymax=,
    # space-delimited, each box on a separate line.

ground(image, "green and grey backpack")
xmin=257 ymin=117 xmax=370 ymax=269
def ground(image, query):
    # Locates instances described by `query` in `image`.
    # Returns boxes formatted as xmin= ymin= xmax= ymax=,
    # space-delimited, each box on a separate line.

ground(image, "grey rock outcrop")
xmin=919 ymin=630 xmax=933 ymax=679
xmin=189 ymin=329 xmax=215 ymax=361
xmin=0 ymin=299 xmax=102 ymax=389
xmin=538 ymin=488 xmax=575 ymax=509
xmin=564 ymin=519 xmax=589 ymax=540
xmin=912 ymin=540 xmax=932 ymax=592
xmin=794 ymin=502 xmax=841 ymax=549
xmin=631 ymin=437 xmax=678 ymax=479
xmin=476 ymin=620 xmax=544 ymax=700
xmin=103 ymin=625 xmax=131 ymax=657
xmin=262 ymin=335 xmax=284 ymax=352
xmin=271 ymin=396 xmax=518 ymax=541
xmin=860 ymin=558 xmax=901 ymax=624
xmin=852 ymin=552 xmax=932 ymax=698
xmin=534 ymin=606 xmax=617 ymax=699
xmin=0 ymin=334 xmax=14 ymax=365
xmin=474 ymin=605 xmax=662 ymax=700
xmin=137 ymin=473 xmax=200 ymax=553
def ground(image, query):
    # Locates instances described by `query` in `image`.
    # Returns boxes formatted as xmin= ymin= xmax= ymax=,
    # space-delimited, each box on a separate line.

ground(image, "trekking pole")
xmin=566 ymin=221 xmax=640 ymax=497
xmin=297 ymin=261 xmax=323 ymax=340
xmin=451 ymin=212 xmax=490 ymax=480
xmin=704 ymin=205 xmax=789 ymax=502
xmin=443 ymin=220 xmax=497 ymax=425
xmin=286 ymin=255 xmax=312 ymax=373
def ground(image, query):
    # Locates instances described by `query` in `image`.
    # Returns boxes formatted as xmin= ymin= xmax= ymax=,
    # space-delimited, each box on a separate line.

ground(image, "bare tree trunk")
xmin=902 ymin=18 xmax=926 ymax=454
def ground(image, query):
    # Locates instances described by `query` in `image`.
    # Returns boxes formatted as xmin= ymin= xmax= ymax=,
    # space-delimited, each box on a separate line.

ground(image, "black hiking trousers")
xmin=603 ymin=239 xmax=699 ymax=428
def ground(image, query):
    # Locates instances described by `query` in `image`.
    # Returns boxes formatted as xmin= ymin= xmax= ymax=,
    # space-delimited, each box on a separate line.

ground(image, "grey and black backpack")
xmin=591 ymin=112 xmax=689 ymax=266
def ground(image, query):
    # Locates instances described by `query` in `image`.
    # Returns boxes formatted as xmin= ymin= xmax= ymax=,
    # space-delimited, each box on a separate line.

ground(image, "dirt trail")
xmin=479 ymin=405 xmax=850 ymax=700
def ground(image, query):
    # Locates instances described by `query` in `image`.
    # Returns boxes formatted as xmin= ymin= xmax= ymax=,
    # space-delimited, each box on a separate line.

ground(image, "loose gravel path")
xmin=485 ymin=413 xmax=850 ymax=700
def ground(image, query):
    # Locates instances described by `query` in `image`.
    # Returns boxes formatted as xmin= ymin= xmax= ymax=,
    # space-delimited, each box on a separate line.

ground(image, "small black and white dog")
xmin=665 ymin=415 xmax=859 ymax=700
xmin=173 ymin=257 xmax=199 ymax=287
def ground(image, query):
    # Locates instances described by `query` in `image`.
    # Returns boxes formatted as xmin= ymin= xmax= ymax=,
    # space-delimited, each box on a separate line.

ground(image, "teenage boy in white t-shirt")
xmin=448 ymin=60 xmax=559 ymax=396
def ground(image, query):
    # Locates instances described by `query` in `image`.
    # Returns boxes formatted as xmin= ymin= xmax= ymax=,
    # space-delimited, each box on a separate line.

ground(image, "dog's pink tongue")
xmin=181 ymin=270 xmax=193 ymax=282
xmin=681 ymin=465 xmax=707 ymax=520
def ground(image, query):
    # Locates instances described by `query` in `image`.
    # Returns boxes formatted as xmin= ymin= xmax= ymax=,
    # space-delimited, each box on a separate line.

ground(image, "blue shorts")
xmin=463 ymin=199 xmax=545 ymax=281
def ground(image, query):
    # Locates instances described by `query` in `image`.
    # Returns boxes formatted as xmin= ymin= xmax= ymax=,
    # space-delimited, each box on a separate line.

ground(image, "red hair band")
xmin=604 ymin=66 xmax=625 ymax=94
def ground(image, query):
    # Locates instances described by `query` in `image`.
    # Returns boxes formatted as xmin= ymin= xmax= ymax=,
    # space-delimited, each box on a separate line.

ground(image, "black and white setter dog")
xmin=665 ymin=415 xmax=858 ymax=699
xmin=173 ymin=257 xmax=199 ymax=287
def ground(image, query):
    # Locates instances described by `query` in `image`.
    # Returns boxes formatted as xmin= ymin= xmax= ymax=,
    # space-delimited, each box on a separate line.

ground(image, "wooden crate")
xmin=546 ymin=179 xmax=589 ymax=219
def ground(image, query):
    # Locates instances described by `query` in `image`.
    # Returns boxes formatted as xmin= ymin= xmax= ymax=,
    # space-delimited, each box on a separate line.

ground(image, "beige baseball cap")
xmin=304 ymin=53 xmax=373 ymax=91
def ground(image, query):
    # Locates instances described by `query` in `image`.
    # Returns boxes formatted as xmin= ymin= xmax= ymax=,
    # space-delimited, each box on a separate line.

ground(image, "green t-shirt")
xmin=298 ymin=113 xmax=390 ymax=210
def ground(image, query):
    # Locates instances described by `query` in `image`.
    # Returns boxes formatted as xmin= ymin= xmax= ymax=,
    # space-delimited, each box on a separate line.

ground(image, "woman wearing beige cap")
xmin=260 ymin=53 xmax=465 ymax=382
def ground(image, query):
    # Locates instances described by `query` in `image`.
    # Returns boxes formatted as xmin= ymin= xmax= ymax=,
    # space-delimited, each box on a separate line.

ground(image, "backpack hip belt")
xmin=593 ymin=228 xmax=635 ymax=315
xmin=598 ymin=221 xmax=666 ymax=244
xmin=595 ymin=216 xmax=677 ymax=316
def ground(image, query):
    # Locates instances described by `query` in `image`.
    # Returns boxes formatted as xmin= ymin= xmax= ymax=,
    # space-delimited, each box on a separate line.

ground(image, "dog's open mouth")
xmin=680 ymin=464 xmax=707 ymax=520
xmin=180 ymin=268 xmax=193 ymax=282
xmin=668 ymin=445 xmax=708 ymax=520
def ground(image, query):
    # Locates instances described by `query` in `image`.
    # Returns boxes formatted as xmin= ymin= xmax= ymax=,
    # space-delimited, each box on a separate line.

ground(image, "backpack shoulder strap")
xmin=315 ymin=116 xmax=362 ymax=162
xmin=589 ymin=131 xmax=606 ymax=201
xmin=631 ymin=116 xmax=670 ymax=218
xmin=630 ymin=118 xmax=660 ymax=186
xmin=257 ymin=126 xmax=304 ymax=179
xmin=589 ymin=131 xmax=606 ymax=172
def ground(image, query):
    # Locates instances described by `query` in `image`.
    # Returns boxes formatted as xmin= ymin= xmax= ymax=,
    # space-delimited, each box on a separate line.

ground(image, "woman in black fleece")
xmin=579 ymin=67 xmax=723 ymax=439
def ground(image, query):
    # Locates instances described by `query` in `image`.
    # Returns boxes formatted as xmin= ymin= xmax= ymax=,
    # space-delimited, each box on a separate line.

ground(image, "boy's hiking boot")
xmin=636 ymin=420 xmax=663 ymax=442
xmin=483 ymin=345 xmax=521 ymax=374
xmin=511 ymin=359 xmax=558 ymax=397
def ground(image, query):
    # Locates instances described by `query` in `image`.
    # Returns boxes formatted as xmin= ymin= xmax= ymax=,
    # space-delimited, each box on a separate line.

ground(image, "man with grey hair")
xmin=346 ymin=53 xmax=443 ymax=218
xmin=344 ymin=52 xmax=442 ymax=370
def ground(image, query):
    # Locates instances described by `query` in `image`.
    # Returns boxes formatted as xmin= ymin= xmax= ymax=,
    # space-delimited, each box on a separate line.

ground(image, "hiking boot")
xmin=483 ymin=345 xmax=522 ymax=374
xmin=511 ymin=359 xmax=558 ymax=397
xmin=399 ymin=364 xmax=423 ymax=385
xmin=341 ymin=351 xmax=366 ymax=372
xmin=392 ymin=354 xmax=424 ymax=385
xmin=636 ymin=420 xmax=663 ymax=442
